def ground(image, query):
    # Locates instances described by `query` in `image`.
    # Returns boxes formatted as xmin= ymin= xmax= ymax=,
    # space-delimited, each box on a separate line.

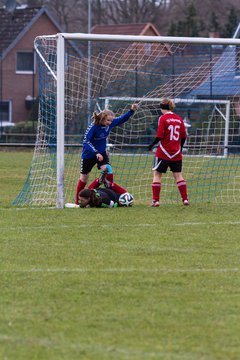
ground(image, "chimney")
xmin=209 ymin=31 xmax=220 ymax=38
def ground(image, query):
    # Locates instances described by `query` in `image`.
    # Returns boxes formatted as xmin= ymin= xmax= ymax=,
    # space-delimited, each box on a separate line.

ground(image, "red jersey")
xmin=155 ymin=112 xmax=187 ymax=161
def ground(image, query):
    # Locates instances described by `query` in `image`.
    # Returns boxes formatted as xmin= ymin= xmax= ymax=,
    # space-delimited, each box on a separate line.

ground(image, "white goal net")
xmin=14 ymin=33 xmax=240 ymax=207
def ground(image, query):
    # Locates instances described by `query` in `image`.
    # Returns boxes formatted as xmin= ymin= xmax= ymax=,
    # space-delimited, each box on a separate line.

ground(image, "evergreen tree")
xmin=224 ymin=6 xmax=239 ymax=37
xmin=167 ymin=2 xmax=199 ymax=37
xmin=168 ymin=21 xmax=177 ymax=36
xmin=176 ymin=20 xmax=186 ymax=37
xmin=208 ymin=11 xmax=220 ymax=33
xmin=185 ymin=2 xmax=199 ymax=37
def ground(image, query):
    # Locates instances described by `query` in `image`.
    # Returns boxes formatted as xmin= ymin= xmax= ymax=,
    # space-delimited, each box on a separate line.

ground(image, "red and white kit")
xmin=155 ymin=112 xmax=187 ymax=161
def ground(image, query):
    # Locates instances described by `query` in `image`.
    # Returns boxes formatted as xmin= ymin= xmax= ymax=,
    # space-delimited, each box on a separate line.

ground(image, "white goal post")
xmin=14 ymin=33 xmax=240 ymax=208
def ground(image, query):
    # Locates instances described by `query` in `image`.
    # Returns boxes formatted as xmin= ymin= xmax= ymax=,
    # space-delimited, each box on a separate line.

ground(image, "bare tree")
xmin=94 ymin=0 xmax=168 ymax=25
xmin=3 ymin=0 xmax=240 ymax=36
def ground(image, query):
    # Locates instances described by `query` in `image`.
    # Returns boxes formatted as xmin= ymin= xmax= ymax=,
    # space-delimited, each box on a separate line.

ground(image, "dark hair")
xmin=78 ymin=189 xmax=102 ymax=207
xmin=160 ymin=98 xmax=175 ymax=111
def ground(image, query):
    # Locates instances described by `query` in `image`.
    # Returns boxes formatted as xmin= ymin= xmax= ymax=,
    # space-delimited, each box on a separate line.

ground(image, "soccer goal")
xmin=13 ymin=33 xmax=240 ymax=207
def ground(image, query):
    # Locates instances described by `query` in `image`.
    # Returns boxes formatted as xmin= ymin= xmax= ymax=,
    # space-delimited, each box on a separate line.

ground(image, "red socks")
xmin=75 ymin=180 xmax=86 ymax=204
xmin=152 ymin=182 xmax=161 ymax=202
xmin=110 ymin=182 xmax=127 ymax=195
xmin=177 ymin=180 xmax=188 ymax=202
xmin=151 ymin=180 xmax=188 ymax=203
xmin=88 ymin=173 xmax=114 ymax=190
xmin=88 ymin=178 xmax=100 ymax=189
xmin=106 ymin=173 xmax=114 ymax=182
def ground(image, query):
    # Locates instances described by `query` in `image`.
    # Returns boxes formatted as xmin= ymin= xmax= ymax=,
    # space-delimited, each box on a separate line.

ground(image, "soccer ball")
xmin=118 ymin=192 xmax=134 ymax=207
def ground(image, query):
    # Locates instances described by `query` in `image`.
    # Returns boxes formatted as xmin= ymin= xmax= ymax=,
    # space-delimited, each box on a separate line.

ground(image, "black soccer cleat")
xmin=103 ymin=178 xmax=111 ymax=188
xmin=98 ymin=168 xmax=108 ymax=185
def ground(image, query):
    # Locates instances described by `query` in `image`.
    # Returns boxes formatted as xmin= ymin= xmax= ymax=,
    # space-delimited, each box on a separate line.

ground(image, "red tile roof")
xmin=91 ymin=23 xmax=160 ymax=36
xmin=0 ymin=6 xmax=61 ymax=58
xmin=0 ymin=6 xmax=42 ymax=54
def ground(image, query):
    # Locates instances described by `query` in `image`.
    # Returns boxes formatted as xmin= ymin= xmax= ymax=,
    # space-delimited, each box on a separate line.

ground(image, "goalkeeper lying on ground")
xmin=78 ymin=188 xmax=121 ymax=208
xmin=78 ymin=169 xmax=133 ymax=208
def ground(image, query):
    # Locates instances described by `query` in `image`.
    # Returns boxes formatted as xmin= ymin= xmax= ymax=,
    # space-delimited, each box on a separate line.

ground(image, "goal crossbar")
xmin=99 ymin=96 xmax=230 ymax=105
xmin=36 ymin=33 xmax=240 ymax=46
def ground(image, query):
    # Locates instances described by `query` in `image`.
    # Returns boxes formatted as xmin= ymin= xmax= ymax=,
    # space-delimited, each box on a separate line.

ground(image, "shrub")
xmin=6 ymin=121 xmax=37 ymax=143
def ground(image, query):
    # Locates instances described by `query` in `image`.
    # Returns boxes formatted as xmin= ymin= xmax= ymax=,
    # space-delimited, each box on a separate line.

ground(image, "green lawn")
xmin=0 ymin=150 xmax=240 ymax=359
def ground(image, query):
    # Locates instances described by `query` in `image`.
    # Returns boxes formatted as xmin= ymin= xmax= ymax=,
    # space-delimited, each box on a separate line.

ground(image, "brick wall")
xmin=2 ymin=13 xmax=59 ymax=123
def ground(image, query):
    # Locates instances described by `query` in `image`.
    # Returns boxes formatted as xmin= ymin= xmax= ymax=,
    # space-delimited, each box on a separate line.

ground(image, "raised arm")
xmin=111 ymin=103 xmax=138 ymax=128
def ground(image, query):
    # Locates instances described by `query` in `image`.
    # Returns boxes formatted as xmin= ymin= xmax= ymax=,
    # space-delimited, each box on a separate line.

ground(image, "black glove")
xmin=181 ymin=138 xmax=186 ymax=152
xmin=148 ymin=137 xmax=160 ymax=151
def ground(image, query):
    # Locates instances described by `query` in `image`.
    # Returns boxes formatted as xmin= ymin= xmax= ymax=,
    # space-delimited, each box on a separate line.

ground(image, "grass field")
xmin=0 ymin=150 xmax=240 ymax=360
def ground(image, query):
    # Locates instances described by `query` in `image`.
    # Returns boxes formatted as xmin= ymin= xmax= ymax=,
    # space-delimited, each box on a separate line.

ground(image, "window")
xmin=16 ymin=51 xmax=35 ymax=73
xmin=0 ymin=101 xmax=11 ymax=122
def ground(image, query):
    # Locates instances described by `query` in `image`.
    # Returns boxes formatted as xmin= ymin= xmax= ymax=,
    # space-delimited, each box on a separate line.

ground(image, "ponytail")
xmin=92 ymin=109 xmax=114 ymax=125
xmin=160 ymin=98 xmax=176 ymax=111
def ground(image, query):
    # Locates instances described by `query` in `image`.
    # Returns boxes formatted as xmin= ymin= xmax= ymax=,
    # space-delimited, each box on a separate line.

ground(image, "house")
xmin=91 ymin=23 xmax=161 ymax=37
xmin=91 ymin=22 xmax=171 ymax=58
xmin=0 ymin=5 xmax=62 ymax=127
xmin=186 ymin=24 xmax=240 ymax=113
xmin=89 ymin=23 xmax=172 ymax=100
xmin=189 ymin=46 xmax=240 ymax=101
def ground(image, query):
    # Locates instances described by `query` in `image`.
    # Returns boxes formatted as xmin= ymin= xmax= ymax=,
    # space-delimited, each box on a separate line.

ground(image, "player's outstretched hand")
xmin=131 ymin=103 xmax=138 ymax=111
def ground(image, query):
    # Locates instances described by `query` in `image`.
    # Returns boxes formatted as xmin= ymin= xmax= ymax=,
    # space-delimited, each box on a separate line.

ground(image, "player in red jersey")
xmin=148 ymin=98 xmax=189 ymax=207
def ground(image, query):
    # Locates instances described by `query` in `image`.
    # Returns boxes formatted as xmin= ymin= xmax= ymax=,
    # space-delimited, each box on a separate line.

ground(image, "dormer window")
xmin=16 ymin=51 xmax=35 ymax=74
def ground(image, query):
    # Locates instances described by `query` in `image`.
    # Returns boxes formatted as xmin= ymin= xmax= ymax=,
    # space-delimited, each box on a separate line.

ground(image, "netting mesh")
xmin=13 ymin=35 xmax=240 ymax=206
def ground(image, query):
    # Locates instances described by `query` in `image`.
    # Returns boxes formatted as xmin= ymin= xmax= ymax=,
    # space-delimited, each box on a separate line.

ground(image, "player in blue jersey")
xmin=75 ymin=103 xmax=138 ymax=204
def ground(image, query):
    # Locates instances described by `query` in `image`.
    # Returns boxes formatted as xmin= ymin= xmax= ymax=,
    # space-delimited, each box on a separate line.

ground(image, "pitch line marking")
xmin=0 ymin=267 xmax=238 ymax=273
xmin=174 ymin=221 xmax=240 ymax=226
xmin=0 ymin=334 xmax=197 ymax=359
xmin=0 ymin=224 xmax=154 ymax=230
xmin=1 ymin=221 xmax=240 ymax=231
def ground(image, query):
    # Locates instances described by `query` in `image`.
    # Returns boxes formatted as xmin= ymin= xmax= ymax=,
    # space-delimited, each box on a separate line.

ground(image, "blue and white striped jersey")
xmin=81 ymin=109 xmax=134 ymax=159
